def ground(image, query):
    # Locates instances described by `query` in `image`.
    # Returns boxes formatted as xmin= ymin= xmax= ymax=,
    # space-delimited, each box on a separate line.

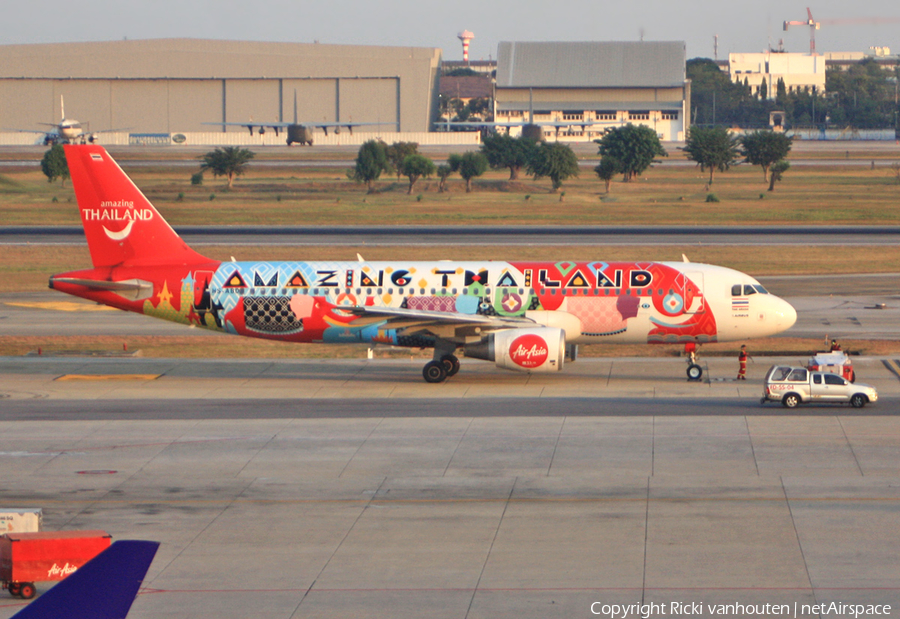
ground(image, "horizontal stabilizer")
xmin=50 ymin=278 xmax=153 ymax=301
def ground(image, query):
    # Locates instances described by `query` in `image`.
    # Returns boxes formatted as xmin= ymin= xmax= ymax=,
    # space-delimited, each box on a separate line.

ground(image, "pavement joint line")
xmin=54 ymin=374 xmax=161 ymax=381
xmin=881 ymin=359 xmax=900 ymax=380
xmin=120 ymin=585 xmax=900 ymax=593
xmin=17 ymin=496 xmax=900 ymax=505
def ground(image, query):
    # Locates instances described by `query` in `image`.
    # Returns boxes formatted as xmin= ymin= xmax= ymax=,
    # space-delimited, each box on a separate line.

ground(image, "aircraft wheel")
xmin=686 ymin=364 xmax=703 ymax=381
xmin=19 ymin=583 xmax=35 ymax=600
xmin=440 ymin=354 xmax=460 ymax=377
xmin=423 ymin=361 xmax=448 ymax=384
xmin=8 ymin=583 xmax=21 ymax=597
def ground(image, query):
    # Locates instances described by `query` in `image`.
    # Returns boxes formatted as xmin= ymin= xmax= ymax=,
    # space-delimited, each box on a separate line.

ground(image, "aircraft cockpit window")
xmin=732 ymin=285 xmax=742 ymax=296
xmin=753 ymin=285 xmax=769 ymax=294
xmin=787 ymin=369 xmax=808 ymax=382
xmin=743 ymin=285 xmax=757 ymax=296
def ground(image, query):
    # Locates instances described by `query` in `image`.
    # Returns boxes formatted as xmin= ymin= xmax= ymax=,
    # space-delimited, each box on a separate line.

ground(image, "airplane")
xmin=11 ymin=540 xmax=159 ymax=619
xmin=11 ymin=96 xmax=115 ymax=146
xmin=205 ymin=92 xmax=393 ymax=145
xmin=205 ymin=119 xmax=393 ymax=146
xmin=50 ymin=145 xmax=797 ymax=383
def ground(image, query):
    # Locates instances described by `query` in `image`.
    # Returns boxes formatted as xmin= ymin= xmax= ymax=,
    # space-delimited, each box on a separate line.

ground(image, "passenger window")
xmin=743 ymin=285 xmax=757 ymax=296
xmin=813 ymin=374 xmax=822 ymax=384
xmin=824 ymin=374 xmax=845 ymax=386
xmin=787 ymin=369 xmax=808 ymax=382
xmin=732 ymin=285 xmax=742 ymax=296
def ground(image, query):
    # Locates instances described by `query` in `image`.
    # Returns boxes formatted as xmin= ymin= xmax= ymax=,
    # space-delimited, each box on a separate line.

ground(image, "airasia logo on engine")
xmin=509 ymin=334 xmax=549 ymax=368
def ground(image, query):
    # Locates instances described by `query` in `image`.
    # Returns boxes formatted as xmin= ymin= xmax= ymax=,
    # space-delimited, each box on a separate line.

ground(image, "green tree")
xmin=349 ymin=140 xmax=391 ymax=193
xmin=686 ymin=57 xmax=770 ymax=128
xmin=594 ymin=156 xmax=621 ymax=193
xmin=595 ymin=124 xmax=667 ymax=182
xmin=454 ymin=152 xmax=488 ymax=192
xmin=436 ymin=164 xmax=454 ymax=193
xmin=768 ymin=159 xmax=790 ymax=192
xmin=480 ymin=134 xmax=538 ymax=180
xmin=739 ymin=131 xmax=793 ymax=182
xmin=40 ymin=144 xmax=69 ymax=185
xmin=385 ymin=141 xmax=418 ymax=180
xmin=199 ymin=146 xmax=254 ymax=189
xmin=527 ymin=142 xmax=579 ymax=192
xmin=443 ymin=68 xmax=479 ymax=77
xmin=399 ymin=154 xmax=436 ymax=194
xmin=681 ymin=126 xmax=739 ymax=185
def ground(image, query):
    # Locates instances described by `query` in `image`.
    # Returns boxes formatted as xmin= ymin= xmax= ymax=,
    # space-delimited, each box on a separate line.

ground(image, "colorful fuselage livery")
xmin=51 ymin=146 xmax=797 ymax=382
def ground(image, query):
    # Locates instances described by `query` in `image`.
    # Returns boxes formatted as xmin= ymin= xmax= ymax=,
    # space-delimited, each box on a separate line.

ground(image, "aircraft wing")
xmin=4 ymin=128 xmax=56 ymax=134
xmin=203 ymin=121 xmax=293 ymax=129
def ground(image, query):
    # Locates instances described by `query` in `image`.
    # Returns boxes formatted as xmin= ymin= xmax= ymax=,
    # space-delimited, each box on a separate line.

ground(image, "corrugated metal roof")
xmin=497 ymin=41 xmax=685 ymax=88
xmin=0 ymin=39 xmax=441 ymax=79
xmin=497 ymin=101 xmax=683 ymax=112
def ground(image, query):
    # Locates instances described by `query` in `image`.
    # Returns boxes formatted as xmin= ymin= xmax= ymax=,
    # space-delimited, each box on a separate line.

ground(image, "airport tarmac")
xmin=0 ymin=356 xmax=899 ymax=618
xmin=2 ymin=275 xmax=900 ymax=617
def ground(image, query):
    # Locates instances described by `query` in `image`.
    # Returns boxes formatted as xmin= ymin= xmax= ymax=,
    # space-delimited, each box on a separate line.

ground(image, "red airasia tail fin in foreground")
xmin=64 ymin=145 xmax=209 ymax=268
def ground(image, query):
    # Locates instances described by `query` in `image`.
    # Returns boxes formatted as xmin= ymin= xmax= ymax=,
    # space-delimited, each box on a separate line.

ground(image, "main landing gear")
xmin=684 ymin=342 xmax=703 ymax=381
xmin=423 ymin=353 xmax=460 ymax=383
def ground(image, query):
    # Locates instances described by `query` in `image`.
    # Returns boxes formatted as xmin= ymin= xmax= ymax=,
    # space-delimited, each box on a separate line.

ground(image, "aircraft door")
xmin=675 ymin=271 xmax=705 ymax=315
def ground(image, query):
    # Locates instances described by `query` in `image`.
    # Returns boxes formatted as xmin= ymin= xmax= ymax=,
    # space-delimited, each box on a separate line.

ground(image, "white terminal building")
xmin=729 ymin=52 xmax=827 ymax=97
xmin=493 ymin=41 xmax=690 ymax=141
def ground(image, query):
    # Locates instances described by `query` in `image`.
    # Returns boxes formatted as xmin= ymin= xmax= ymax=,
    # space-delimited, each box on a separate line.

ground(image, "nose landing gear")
xmin=685 ymin=342 xmax=703 ymax=381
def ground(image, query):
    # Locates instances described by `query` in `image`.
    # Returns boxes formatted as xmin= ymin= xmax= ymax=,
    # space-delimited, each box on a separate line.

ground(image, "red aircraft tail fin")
xmin=64 ymin=145 xmax=209 ymax=268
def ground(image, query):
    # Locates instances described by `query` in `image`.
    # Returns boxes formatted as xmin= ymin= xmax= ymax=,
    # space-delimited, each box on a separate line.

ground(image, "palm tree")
xmin=199 ymin=146 xmax=255 ymax=189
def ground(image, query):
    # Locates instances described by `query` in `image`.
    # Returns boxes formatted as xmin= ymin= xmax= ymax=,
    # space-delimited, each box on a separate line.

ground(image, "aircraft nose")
xmin=775 ymin=297 xmax=797 ymax=331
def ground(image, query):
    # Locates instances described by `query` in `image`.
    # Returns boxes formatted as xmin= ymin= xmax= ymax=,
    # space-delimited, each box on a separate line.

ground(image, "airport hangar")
xmin=493 ymin=41 xmax=690 ymax=142
xmin=0 ymin=38 xmax=448 ymax=145
xmin=0 ymin=38 xmax=691 ymax=145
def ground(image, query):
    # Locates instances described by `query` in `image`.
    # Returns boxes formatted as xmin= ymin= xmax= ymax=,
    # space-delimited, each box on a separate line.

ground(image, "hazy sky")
xmin=3 ymin=0 xmax=899 ymax=61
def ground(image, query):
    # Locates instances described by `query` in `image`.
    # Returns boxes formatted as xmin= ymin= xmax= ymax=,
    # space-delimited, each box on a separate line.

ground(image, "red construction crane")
xmin=783 ymin=8 xmax=820 ymax=54
xmin=784 ymin=8 xmax=900 ymax=55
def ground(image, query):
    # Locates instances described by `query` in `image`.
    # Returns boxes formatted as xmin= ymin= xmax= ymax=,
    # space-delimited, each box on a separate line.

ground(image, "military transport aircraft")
xmin=205 ymin=118 xmax=391 ymax=146
xmin=50 ymin=145 xmax=797 ymax=383
xmin=204 ymin=92 xmax=392 ymax=145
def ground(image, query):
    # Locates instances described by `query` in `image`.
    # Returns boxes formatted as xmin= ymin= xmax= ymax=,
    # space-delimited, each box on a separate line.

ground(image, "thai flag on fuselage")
xmin=732 ymin=298 xmax=749 ymax=311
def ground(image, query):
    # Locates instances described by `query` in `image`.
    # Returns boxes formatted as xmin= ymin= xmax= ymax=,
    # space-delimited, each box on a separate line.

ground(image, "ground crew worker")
xmin=830 ymin=339 xmax=842 ymax=352
xmin=737 ymin=345 xmax=752 ymax=380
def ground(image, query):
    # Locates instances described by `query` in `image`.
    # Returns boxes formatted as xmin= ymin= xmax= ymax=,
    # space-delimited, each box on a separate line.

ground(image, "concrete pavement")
xmin=0 ymin=357 xmax=899 ymax=618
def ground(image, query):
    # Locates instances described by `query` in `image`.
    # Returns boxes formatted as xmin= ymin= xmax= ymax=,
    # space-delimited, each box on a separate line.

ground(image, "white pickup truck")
xmin=762 ymin=365 xmax=878 ymax=408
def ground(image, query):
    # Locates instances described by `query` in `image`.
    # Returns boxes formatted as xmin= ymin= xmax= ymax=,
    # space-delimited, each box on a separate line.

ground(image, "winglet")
xmin=12 ymin=540 xmax=159 ymax=619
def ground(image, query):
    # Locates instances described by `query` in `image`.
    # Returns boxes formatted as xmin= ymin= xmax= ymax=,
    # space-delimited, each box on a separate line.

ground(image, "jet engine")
xmin=464 ymin=327 xmax=565 ymax=372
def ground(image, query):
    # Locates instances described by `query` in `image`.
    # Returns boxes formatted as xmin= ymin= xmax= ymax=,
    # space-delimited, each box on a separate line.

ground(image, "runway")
xmin=5 ymin=224 xmax=900 ymax=246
